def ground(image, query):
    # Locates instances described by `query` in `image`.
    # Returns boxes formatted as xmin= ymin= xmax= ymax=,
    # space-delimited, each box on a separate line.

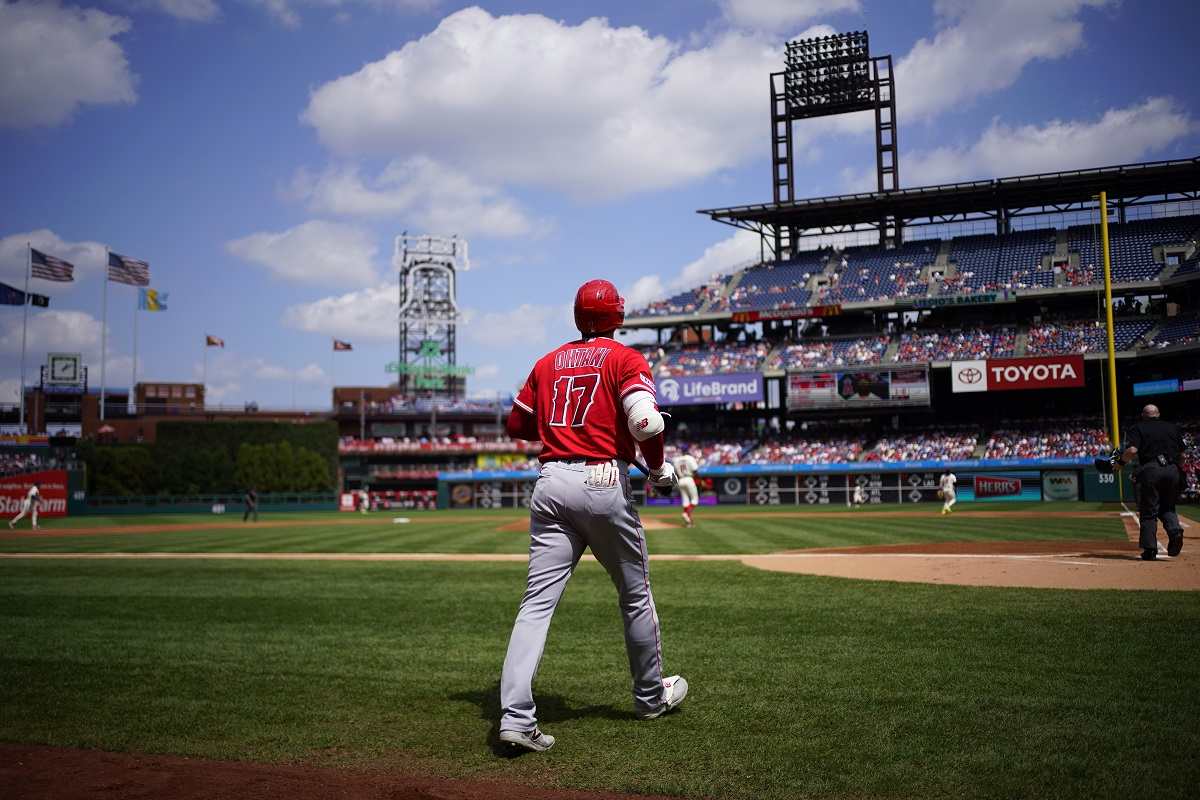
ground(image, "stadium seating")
xmin=824 ymin=241 xmax=935 ymax=303
xmin=745 ymin=433 xmax=864 ymax=465
xmin=892 ymin=326 xmax=1016 ymax=363
xmin=983 ymin=420 xmax=1110 ymax=459
xmin=1148 ymin=315 xmax=1200 ymax=348
xmin=863 ymin=429 xmax=979 ymax=462
xmin=727 ymin=257 xmax=821 ymax=311
xmin=634 ymin=215 xmax=1200 ymax=316
xmin=664 ymin=439 xmax=756 ymax=467
xmin=1182 ymin=423 xmax=1200 ymax=499
xmin=1026 ymin=318 xmax=1154 ymax=355
xmin=768 ymin=335 xmax=890 ymax=370
xmin=656 ymin=341 xmax=772 ymax=375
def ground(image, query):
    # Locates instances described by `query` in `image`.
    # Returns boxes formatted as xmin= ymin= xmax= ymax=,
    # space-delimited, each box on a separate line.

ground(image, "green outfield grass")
xmin=1 ymin=557 xmax=1197 ymax=800
xmin=1 ymin=502 xmax=1126 ymax=555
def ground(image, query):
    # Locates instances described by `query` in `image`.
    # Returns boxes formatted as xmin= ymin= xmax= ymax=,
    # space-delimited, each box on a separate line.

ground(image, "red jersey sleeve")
xmin=616 ymin=348 xmax=656 ymax=401
xmin=514 ymin=366 xmax=538 ymax=415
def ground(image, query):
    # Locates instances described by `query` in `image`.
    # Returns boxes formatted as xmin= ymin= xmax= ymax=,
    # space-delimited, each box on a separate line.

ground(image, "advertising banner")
xmin=959 ymin=471 xmax=1042 ymax=502
xmin=787 ymin=367 xmax=930 ymax=410
xmin=0 ymin=470 xmax=69 ymax=517
xmin=951 ymin=355 xmax=1084 ymax=393
xmin=1042 ymin=470 xmax=1080 ymax=501
xmin=656 ymin=372 xmax=763 ymax=406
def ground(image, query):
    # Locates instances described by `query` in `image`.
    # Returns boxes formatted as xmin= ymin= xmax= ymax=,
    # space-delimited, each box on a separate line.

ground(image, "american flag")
xmin=333 ymin=339 xmax=353 ymax=351
xmin=30 ymin=248 xmax=75 ymax=282
xmin=206 ymin=334 xmax=225 ymax=348
xmin=108 ymin=251 xmax=150 ymax=286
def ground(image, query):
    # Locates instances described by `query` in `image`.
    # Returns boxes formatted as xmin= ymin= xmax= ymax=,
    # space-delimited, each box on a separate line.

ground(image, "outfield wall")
xmin=437 ymin=458 xmax=1135 ymax=509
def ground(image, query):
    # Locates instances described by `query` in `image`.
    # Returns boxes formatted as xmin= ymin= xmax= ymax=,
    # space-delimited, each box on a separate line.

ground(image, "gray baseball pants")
xmin=500 ymin=460 xmax=665 ymax=733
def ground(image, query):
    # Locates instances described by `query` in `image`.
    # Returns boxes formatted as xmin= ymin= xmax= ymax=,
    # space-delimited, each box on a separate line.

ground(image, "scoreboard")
xmin=787 ymin=367 xmax=930 ymax=411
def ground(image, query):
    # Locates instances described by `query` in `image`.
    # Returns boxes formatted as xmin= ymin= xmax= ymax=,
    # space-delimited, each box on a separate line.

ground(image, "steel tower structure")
xmin=394 ymin=235 xmax=469 ymax=398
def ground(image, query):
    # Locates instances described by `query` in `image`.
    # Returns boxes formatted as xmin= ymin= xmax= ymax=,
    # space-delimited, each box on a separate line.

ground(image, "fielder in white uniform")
xmin=852 ymin=484 xmax=866 ymax=508
xmin=358 ymin=488 xmax=370 ymax=514
xmin=9 ymin=483 xmax=41 ymax=530
xmin=939 ymin=472 xmax=957 ymax=515
xmin=672 ymin=451 xmax=700 ymax=527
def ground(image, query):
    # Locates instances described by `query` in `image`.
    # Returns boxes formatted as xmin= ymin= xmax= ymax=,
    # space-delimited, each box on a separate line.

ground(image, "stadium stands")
xmin=0 ymin=451 xmax=43 ymax=478
xmin=1148 ymin=315 xmax=1200 ymax=348
xmin=745 ymin=433 xmax=864 ymax=465
xmin=863 ymin=429 xmax=980 ymax=462
xmin=727 ymin=257 xmax=820 ymax=311
xmin=1026 ymin=318 xmax=1154 ymax=355
xmin=656 ymin=341 xmax=772 ymax=376
xmin=893 ymin=326 xmax=1016 ymax=363
xmin=767 ymin=335 xmax=889 ymax=370
xmin=630 ymin=214 xmax=1200 ymax=319
xmin=824 ymin=241 xmax=934 ymax=303
xmin=983 ymin=420 xmax=1110 ymax=459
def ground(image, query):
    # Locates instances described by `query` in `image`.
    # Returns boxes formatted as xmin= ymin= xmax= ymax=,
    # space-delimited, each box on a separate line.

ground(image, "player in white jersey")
xmin=852 ymin=484 xmax=866 ymax=508
xmin=9 ymin=482 xmax=41 ymax=530
xmin=672 ymin=450 xmax=701 ymax=527
xmin=938 ymin=472 xmax=957 ymax=515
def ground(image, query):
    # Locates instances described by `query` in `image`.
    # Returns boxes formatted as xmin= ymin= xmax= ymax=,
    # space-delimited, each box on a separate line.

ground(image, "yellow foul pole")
xmin=1099 ymin=191 xmax=1123 ymax=500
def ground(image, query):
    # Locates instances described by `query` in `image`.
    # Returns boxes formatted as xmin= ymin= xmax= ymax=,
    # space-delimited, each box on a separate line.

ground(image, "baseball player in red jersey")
xmin=497 ymin=279 xmax=688 ymax=752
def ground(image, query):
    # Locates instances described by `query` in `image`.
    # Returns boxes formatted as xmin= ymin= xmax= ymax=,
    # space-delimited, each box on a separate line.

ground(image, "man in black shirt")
xmin=1118 ymin=405 xmax=1184 ymax=561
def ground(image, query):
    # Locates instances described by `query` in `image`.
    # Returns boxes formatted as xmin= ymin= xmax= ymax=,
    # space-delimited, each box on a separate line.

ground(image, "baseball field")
xmin=2 ymin=503 xmax=1198 ymax=799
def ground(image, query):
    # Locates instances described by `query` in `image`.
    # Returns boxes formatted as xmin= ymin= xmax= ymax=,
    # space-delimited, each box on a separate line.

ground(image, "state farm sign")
xmin=0 ymin=470 xmax=69 ymax=517
xmin=951 ymin=355 xmax=1085 ymax=393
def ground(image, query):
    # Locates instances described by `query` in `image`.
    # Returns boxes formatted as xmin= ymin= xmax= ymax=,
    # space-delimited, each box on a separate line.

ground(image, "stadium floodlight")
xmin=770 ymin=30 xmax=900 ymax=255
xmin=393 ymin=235 xmax=469 ymax=399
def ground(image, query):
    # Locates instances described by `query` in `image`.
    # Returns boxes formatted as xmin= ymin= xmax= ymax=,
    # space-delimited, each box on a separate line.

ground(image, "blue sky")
xmin=1 ymin=0 xmax=1198 ymax=409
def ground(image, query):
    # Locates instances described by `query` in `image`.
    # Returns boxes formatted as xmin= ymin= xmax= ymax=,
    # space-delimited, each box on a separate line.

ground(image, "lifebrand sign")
xmin=951 ymin=355 xmax=1085 ymax=393
xmin=655 ymin=372 xmax=764 ymax=406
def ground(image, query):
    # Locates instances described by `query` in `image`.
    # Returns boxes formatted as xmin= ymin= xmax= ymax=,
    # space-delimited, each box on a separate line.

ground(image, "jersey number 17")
xmin=549 ymin=373 xmax=600 ymax=428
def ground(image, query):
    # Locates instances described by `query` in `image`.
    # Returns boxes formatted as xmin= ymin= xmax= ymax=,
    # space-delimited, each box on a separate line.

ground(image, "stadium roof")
xmin=699 ymin=157 xmax=1200 ymax=232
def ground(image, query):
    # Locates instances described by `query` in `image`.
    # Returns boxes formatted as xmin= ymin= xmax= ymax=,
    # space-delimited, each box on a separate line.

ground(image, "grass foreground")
xmin=2 ymin=534 xmax=1199 ymax=799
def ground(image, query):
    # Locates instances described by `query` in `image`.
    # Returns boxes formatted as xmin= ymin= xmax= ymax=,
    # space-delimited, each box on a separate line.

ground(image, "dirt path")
xmin=0 ymin=744 xmax=677 ymax=800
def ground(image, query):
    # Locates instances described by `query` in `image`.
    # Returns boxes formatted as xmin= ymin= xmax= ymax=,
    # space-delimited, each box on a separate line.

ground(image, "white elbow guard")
xmin=623 ymin=390 xmax=663 ymax=442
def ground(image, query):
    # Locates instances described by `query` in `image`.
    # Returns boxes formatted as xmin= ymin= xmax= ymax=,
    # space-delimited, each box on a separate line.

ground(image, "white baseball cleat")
xmin=638 ymin=675 xmax=688 ymax=720
xmin=499 ymin=727 xmax=555 ymax=752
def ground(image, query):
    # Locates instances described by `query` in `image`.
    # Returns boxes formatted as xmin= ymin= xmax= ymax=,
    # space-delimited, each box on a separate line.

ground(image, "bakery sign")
xmin=951 ymin=355 xmax=1085 ymax=393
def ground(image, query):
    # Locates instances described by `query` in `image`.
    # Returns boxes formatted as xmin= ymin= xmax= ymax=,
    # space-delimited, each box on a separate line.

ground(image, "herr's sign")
xmin=656 ymin=372 xmax=763 ymax=406
xmin=951 ymin=355 xmax=1085 ymax=393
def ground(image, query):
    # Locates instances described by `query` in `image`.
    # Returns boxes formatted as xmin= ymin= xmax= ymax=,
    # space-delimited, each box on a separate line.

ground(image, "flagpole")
xmin=203 ymin=339 xmax=208 ymax=409
xmin=101 ymin=248 xmax=109 ymax=421
xmin=132 ymin=290 xmax=139 ymax=414
xmin=19 ymin=243 xmax=31 ymax=432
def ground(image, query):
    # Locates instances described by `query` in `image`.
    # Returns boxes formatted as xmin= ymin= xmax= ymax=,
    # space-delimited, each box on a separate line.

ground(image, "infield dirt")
xmin=0 ymin=744 xmax=677 ymax=800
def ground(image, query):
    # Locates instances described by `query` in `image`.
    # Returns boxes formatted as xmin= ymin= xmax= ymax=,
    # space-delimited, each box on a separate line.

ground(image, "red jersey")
xmin=514 ymin=337 xmax=656 ymax=463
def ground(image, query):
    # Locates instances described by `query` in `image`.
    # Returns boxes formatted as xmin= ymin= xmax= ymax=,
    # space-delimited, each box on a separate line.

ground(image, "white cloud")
xmin=461 ymin=303 xmax=555 ymax=349
xmin=624 ymin=275 xmax=667 ymax=311
xmin=283 ymin=282 xmax=399 ymax=340
xmin=720 ymin=0 xmax=860 ymax=30
xmin=844 ymin=97 xmax=1195 ymax=190
xmin=0 ymin=1 xmax=136 ymax=128
xmin=0 ymin=378 xmax=20 ymax=403
xmin=626 ymin=229 xmax=765 ymax=311
xmin=253 ymin=358 xmax=327 ymax=383
xmin=295 ymin=362 xmax=327 ymax=382
xmin=896 ymin=0 xmax=1113 ymax=122
xmin=251 ymin=0 xmax=436 ymax=29
xmin=0 ymin=310 xmax=103 ymax=359
xmin=0 ymin=229 xmax=108 ymax=289
xmin=303 ymin=8 xmax=794 ymax=198
xmin=290 ymin=157 xmax=545 ymax=238
xmin=141 ymin=0 xmax=220 ymax=21
xmin=227 ymin=220 xmax=379 ymax=287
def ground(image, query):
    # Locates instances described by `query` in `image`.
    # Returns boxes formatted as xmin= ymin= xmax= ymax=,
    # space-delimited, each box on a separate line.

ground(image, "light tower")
xmin=393 ymin=235 xmax=469 ymax=398
xmin=770 ymin=31 xmax=900 ymax=254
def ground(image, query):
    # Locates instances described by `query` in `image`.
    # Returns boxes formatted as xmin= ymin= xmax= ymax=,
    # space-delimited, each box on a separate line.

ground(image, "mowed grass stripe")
xmin=0 ymin=558 xmax=1195 ymax=800
xmin=1 ymin=506 xmax=1127 ymax=556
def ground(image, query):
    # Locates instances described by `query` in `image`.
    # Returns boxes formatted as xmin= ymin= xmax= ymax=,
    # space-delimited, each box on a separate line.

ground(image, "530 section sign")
xmin=951 ymin=355 xmax=1084 ymax=393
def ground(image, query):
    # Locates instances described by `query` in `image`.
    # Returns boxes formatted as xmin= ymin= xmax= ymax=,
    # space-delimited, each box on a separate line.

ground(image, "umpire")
xmin=1119 ymin=404 xmax=1184 ymax=561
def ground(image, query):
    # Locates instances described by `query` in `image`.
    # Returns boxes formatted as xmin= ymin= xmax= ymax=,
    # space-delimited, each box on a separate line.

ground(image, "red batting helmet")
xmin=574 ymin=279 xmax=625 ymax=335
